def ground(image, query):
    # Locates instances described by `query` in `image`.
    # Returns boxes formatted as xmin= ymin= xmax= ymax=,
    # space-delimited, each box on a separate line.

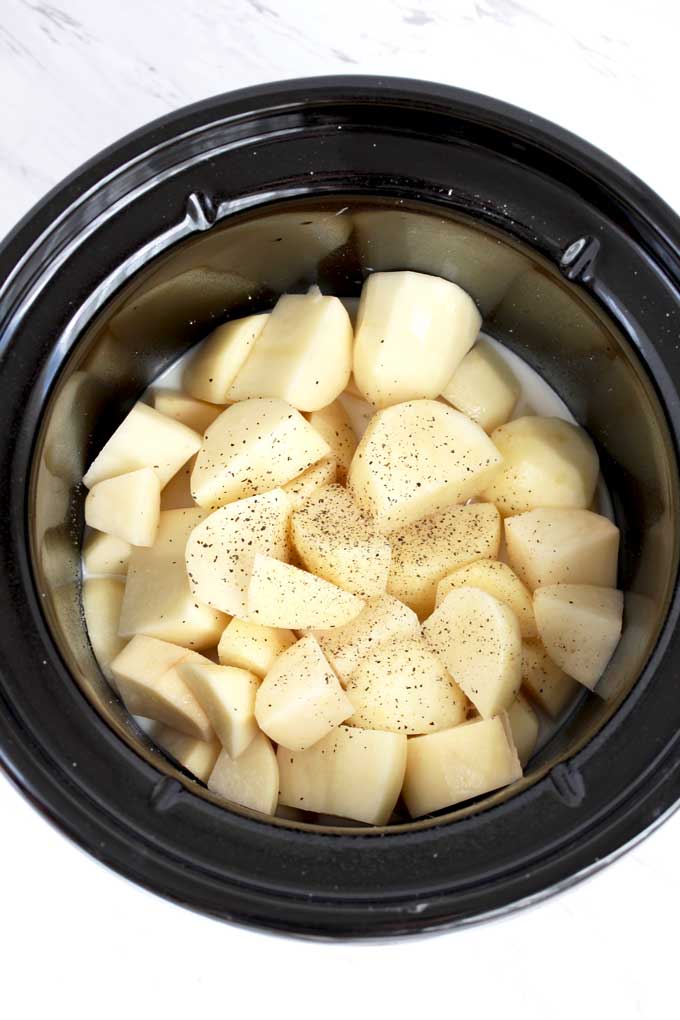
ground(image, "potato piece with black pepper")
xmin=533 ymin=584 xmax=623 ymax=689
xmin=248 ymin=555 xmax=365 ymax=629
xmin=282 ymin=456 xmax=337 ymax=509
xmin=82 ymin=530 xmax=131 ymax=576
xmin=183 ymin=314 xmax=269 ymax=404
xmin=308 ymin=400 xmax=357 ymax=481
xmin=505 ymin=507 xmax=619 ymax=589
xmin=436 ymin=558 xmax=536 ymax=638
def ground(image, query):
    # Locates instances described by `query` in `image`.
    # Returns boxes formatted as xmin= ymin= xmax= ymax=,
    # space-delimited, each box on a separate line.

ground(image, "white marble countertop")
xmin=1 ymin=2 xmax=678 ymax=1018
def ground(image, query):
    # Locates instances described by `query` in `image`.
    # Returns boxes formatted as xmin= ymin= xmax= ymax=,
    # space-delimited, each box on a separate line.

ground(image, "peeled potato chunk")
xmin=149 ymin=722 xmax=221 ymax=783
xmin=521 ymin=639 xmax=580 ymax=717
xmin=110 ymin=636 xmax=214 ymax=740
xmin=282 ymin=456 xmax=337 ymax=510
xmin=346 ymin=637 xmax=468 ymax=734
xmin=179 ymin=661 xmax=259 ymax=758
xmin=311 ymin=593 xmax=420 ymax=682
xmin=423 ymin=588 xmax=522 ymax=718
xmin=83 ymin=402 xmax=201 ymax=489
xmin=152 ymin=389 xmax=224 ymax=433
xmin=183 ymin=313 xmax=269 ymax=403
xmin=191 ymin=398 xmax=330 ymax=509
xmin=278 ymin=724 xmax=407 ymax=824
xmin=248 ymin=554 xmax=365 ymax=629
xmin=533 ymin=584 xmax=623 ymax=689
xmin=82 ymin=578 xmax=126 ymax=681
xmin=218 ymin=618 xmax=296 ymax=678
xmin=402 ymin=716 xmax=522 ymax=818
xmin=387 ymin=502 xmax=501 ymax=618
xmin=255 ymin=636 xmax=352 ymax=751
xmin=119 ymin=508 xmax=227 ymax=650
xmin=226 ymin=291 xmax=353 ymax=411
xmin=348 ymin=399 xmax=503 ymax=533
xmin=308 ymin=401 xmax=357 ymax=481
xmin=482 ymin=416 xmax=599 ymax=515
xmin=185 ymin=489 xmax=291 ymax=618
xmin=85 ymin=467 xmax=160 ymax=547
xmin=436 ymin=558 xmax=536 ymax=638
xmin=82 ymin=531 xmax=131 ymax=575
xmin=291 ymin=484 xmax=391 ymax=598
xmin=353 ymin=271 xmax=480 ymax=408
xmin=208 ymin=731 xmax=279 ymax=816
xmin=441 ymin=338 xmax=520 ymax=432
xmin=507 ymin=693 xmax=539 ymax=765
xmin=505 ymin=508 xmax=620 ymax=589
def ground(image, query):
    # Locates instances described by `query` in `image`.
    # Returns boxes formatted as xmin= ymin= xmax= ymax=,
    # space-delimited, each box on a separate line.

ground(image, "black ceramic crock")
xmin=1 ymin=76 xmax=680 ymax=939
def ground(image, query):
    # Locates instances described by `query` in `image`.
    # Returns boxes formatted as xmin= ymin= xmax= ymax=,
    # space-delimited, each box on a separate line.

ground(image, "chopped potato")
xmin=308 ymin=401 xmax=357 ymax=481
xmin=208 ymin=731 xmax=279 ymax=816
xmin=248 ymin=554 xmax=365 ymax=629
xmin=82 ymin=531 xmax=131 ymax=576
xmin=85 ymin=467 xmax=160 ymax=547
xmin=110 ymin=636 xmax=214 ymax=740
xmin=441 ymin=338 xmax=520 ymax=432
xmin=191 ymin=397 xmax=330 ymax=508
xmin=507 ymin=693 xmax=539 ymax=765
xmin=533 ymin=584 xmax=623 ymax=689
xmin=291 ymin=484 xmax=391 ymax=597
xmin=179 ymin=661 xmax=259 ymax=758
xmin=160 ymin=458 xmax=196 ymax=510
xmin=119 ymin=508 xmax=227 ymax=649
xmin=436 ymin=558 xmax=536 ymax=638
xmin=505 ymin=507 xmax=620 ymax=589
xmin=185 ymin=489 xmax=290 ymax=618
xmin=521 ymin=639 xmax=580 ymax=717
xmin=402 ymin=716 xmax=522 ymax=817
xmin=278 ymin=724 xmax=407 ymax=824
xmin=153 ymin=389 xmax=224 ymax=433
xmin=282 ymin=456 xmax=337 ymax=509
xmin=482 ymin=416 xmax=599 ymax=515
xmin=255 ymin=636 xmax=352 ymax=750
xmin=83 ymin=402 xmax=201 ymax=488
xmin=387 ymin=502 xmax=501 ymax=618
xmin=218 ymin=618 xmax=296 ymax=677
xmin=348 ymin=399 xmax=503 ymax=532
xmin=183 ymin=314 xmax=269 ymax=403
xmin=226 ymin=291 xmax=353 ymax=411
xmin=82 ymin=578 xmax=126 ymax=682
xmin=311 ymin=593 xmax=420 ymax=681
xmin=346 ymin=637 xmax=468 ymax=734
xmin=353 ymin=271 xmax=480 ymax=407
xmin=149 ymin=722 xmax=221 ymax=783
xmin=423 ymin=587 xmax=522 ymax=717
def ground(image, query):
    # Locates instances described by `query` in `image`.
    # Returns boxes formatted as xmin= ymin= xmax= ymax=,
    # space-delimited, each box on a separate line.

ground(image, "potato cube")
xmin=149 ymin=722 xmax=221 ymax=783
xmin=402 ymin=716 xmax=522 ymax=817
xmin=291 ymin=484 xmax=391 ymax=598
xmin=248 ymin=555 xmax=365 ymax=629
xmin=160 ymin=458 xmax=196 ymax=510
xmin=436 ymin=558 xmax=536 ymax=638
xmin=441 ymin=339 xmax=520 ymax=432
xmin=348 ymin=400 xmax=503 ymax=532
xmin=506 ymin=693 xmax=539 ymax=765
xmin=308 ymin=400 xmax=357 ymax=481
xmin=387 ymin=502 xmax=501 ymax=618
xmin=311 ymin=593 xmax=420 ymax=681
xmin=185 ymin=489 xmax=290 ymax=618
xmin=482 ymin=416 xmax=599 ymax=515
xmin=533 ymin=584 xmax=623 ymax=689
xmin=255 ymin=636 xmax=352 ymax=751
xmin=183 ymin=314 xmax=269 ymax=403
xmin=423 ymin=588 xmax=522 ymax=717
xmin=82 ymin=578 xmax=126 ymax=682
xmin=110 ymin=636 xmax=214 ymax=740
xmin=278 ymin=725 xmax=407 ymax=824
xmin=282 ymin=456 xmax=337 ymax=510
xmin=505 ymin=508 xmax=620 ymax=589
xmin=82 ymin=531 xmax=131 ymax=575
xmin=83 ymin=402 xmax=201 ymax=488
xmin=85 ymin=467 xmax=160 ymax=547
xmin=208 ymin=731 xmax=279 ymax=816
xmin=225 ymin=291 xmax=352 ymax=411
xmin=152 ymin=389 xmax=224 ymax=433
xmin=191 ymin=398 xmax=330 ymax=509
xmin=119 ymin=508 xmax=227 ymax=649
xmin=346 ymin=637 xmax=467 ymax=734
xmin=521 ymin=639 xmax=580 ymax=717
xmin=353 ymin=271 xmax=480 ymax=407
xmin=218 ymin=618 xmax=296 ymax=677
xmin=179 ymin=662 xmax=259 ymax=758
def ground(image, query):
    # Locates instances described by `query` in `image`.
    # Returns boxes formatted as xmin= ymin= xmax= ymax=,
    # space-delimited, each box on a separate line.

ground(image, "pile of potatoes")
xmin=81 ymin=271 xmax=622 ymax=825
